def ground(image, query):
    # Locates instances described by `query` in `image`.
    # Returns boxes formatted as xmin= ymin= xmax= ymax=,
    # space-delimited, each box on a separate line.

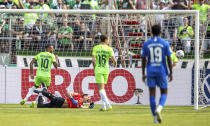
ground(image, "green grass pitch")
xmin=0 ymin=104 xmax=210 ymax=126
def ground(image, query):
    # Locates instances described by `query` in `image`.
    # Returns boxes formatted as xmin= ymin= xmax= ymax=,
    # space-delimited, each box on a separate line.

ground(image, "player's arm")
xmin=92 ymin=55 xmax=96 ymax=69
xmin=66 ymin=92 xmax=78 ymax=105
xmin=30 ymin=58 xmax=36 ymax=79
xmin=53 ymin=55 xmax=58 ymax=69
xmin=111 ymin=56 xmax=117 ymax=67
xmin=92 ymin=46 xmax=97 ymax=69
xmin=167 ymin=55 xmax=173 ymax=82
xmin=141 ymin=57 xmax=147 ymax=83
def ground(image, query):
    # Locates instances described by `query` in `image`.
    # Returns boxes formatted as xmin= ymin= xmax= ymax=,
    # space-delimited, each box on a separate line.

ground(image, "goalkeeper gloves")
xmin=89 ymin=102 xmax=94 ymax=109
xmin=70 ymin=97 xmax=78 ymax=105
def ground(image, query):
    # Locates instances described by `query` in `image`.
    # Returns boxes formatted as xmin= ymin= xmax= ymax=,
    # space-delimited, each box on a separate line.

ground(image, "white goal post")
xmin=0 ymin=9 xmax=201 ymax=109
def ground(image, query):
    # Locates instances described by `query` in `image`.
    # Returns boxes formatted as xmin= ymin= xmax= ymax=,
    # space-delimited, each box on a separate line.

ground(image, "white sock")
xmin=156 ymin=105 xmax=163 ymax=113
xmin=24 ymin=86 xmax=36 ymax=101
xmin=99 ymin=89 xmax=111 ymax=107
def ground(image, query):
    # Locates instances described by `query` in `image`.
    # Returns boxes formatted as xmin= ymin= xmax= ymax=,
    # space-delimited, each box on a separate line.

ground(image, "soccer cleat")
xmin=99 ymin=106 xmax=106 ymax=111
xmin=20 ymin=99 xmax=26 ymax=105
xmin=153 ymin=116 xmax=158 ymax=124
xmin=155 ymin=111 xmax=162 ymax=123
xmin=107 ymin=105 xmax=112 ymax=111
xmin=30 ymin=101 xmax=36 ymax=108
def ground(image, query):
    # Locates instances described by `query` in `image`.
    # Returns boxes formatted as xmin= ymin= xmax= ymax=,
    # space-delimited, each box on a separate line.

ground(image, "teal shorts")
xmin=35 ymin=76 xmax=51 ymax=87
xmin=95 ymin=73 xmax=109 ymax=84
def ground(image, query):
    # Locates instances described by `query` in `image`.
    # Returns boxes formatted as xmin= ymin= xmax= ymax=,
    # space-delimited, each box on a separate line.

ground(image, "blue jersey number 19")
xmin=149 ymin=47 xmax=162 ymax=63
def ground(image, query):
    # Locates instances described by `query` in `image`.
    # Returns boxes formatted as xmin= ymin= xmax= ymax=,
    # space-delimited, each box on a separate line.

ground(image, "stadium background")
xmin=0 ymin=0 xmax=209 ymax=106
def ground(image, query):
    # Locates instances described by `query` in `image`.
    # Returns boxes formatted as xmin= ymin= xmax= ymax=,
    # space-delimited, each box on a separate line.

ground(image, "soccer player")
xmin=35 ymin=88 xmax=93 ymax=109
xmin=92 ymin=34 xmax=117 ymax=111
xmin=170 ymin=45 xmax=178 ymax=67
xmin=20 ymin=44 xmax=58 ymax=107
xmin=141 ymin=24 xmax=173 ymax=123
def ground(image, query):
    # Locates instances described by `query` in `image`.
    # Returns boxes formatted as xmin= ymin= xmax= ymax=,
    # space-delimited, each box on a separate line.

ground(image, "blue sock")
xmin=159 ymin=94 xmax=167 ymax=107
xmin=150 ymin=96 xmax=156 ymax=116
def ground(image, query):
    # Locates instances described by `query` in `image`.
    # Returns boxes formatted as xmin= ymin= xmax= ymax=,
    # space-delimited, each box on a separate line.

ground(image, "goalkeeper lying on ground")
xmin=34 ymin=84 xmax=94 ymax=109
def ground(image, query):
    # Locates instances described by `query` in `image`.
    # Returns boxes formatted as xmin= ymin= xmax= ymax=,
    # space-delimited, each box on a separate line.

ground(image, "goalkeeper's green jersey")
xmin=35 ymin=52 xmax=56 ymax=77
xmin=92 ymin=44 xmax=114 ymax=74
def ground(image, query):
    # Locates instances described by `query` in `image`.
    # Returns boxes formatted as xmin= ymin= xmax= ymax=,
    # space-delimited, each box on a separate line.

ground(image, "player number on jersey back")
xmin=41 ymin=58 xmax=49 ymax=69
xmin=149 ymin=47 xmax=162 ymax=63
xmin=98 ymin=54 xmax=106 ymax=67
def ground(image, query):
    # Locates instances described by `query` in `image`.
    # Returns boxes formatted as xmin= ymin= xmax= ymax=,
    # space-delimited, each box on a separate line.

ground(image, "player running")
xmin=34 ymin=86 xmax=93 ymax=108
xmin=141 ymin=24 xmax=173 ymax=123
xmin=20 ymin=44 xmax=58 ymax=107
xmin=92 ymin=34 xmax=117 ymax=111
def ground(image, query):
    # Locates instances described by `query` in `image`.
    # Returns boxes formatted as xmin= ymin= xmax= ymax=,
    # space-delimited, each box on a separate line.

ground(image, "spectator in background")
xmin=171 ymin=0 xmax=189 ymax=10
xmin=30 ymin=18 xmax=49 ymax=50
xmin=72 ymin=19 xmax=81 ymax=34
xmin=190 ymin=0 xmax=209 ymax=23
xmin=153 ymin=0 xmax=172 ymax=24
xmin=175 ymin=17 xmax=194 ymax=53
xmin=23 ymin=0 xmax=30 ymax=8
xmin=97 ymin=0 xmax=109 ymax=9
xmin=0 ymin=0 xmax=9 ymax=8
xmin=24 ymin=4 xmax=39 ymax=29
xmin=48 ymin=0 xmax=57 ymax=8
xmin=35 ymin=0 xmax=50 ymax=20
xmin=190 ymin=0 xmax=209 ymax=52
xmin=136 ymin=0 xmax=146 ymax=10
xmin=53 ymin=0 xmax=62 ymax=9
xmin=74 ymin=22 xmax=92 ymax=50
xmin=57 ymin=19 xmax=74 ymax=50
xmin=0 ymin=4 xmax=9 ymax=53
xmin=122 ymin=0 xmax=136 ymax=9
xmin=11 ymin=18 xmax=30 ymax=49
xmin=6 ymin=0 xmax=14 ymax=8
xmin=73 ymin=0 xmax=81 ymax=9
xmin=44 ymin=13 xmax=58 ymax=48
xmin=65 ymin=0 xmax=75 ymax=9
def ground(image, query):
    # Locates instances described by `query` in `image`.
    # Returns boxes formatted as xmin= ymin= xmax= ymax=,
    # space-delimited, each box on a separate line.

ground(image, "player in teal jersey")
xmin=92 ymin=35 xmax=117 ymax=111
xmin=20 ymin=44 xmax=58 ymax=107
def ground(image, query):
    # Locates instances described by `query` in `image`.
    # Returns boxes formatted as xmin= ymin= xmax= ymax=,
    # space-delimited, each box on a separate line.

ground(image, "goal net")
xmin=0 ymin=9 xmax=208 ymax=109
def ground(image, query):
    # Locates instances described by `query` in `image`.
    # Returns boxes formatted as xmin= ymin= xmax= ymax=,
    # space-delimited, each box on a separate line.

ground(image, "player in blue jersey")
xmin=141 ymin=24 xmax=173 ymax=123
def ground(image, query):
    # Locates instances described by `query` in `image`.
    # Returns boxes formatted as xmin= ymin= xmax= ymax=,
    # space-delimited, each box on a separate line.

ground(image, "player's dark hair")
xmin=100 ymin=34 xmax=108 ymax=42
xmin=45 ymin=44 xmax=53 ymax=49
xmin=152 ymin=24 xmax=161 ymax=36
xmin=82 ymin=94 xmax=89 ymax=98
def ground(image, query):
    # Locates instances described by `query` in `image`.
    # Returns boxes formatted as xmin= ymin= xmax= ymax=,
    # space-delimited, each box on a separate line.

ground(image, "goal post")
xmin=0 ymin=9 xmax=204 ymax=109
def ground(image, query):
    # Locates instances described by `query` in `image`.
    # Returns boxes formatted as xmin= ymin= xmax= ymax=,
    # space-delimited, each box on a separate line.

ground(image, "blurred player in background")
xmin=92 ymin=34 xmax=117 ymax=111
xmin=20 ymin=44 xmax=58 ymax=107
xmin=170 ymin=44 xmax=178 ymax=67
xmin=141 ymin=24 xmax=173 ymax=123
xmin=34 ymin=85 xmax=93 ymax=108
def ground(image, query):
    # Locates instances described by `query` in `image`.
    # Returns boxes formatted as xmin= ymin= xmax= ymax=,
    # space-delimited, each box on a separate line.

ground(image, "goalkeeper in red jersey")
xmin=34 ymin=84 xmax=93 ymax=109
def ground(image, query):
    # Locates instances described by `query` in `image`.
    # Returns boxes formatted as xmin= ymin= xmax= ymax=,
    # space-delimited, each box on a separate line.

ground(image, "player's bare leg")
xmin=97 ymin=83 xmax=112 ymax=111
xmin=20 ymin=86 xmax=37 ymax=105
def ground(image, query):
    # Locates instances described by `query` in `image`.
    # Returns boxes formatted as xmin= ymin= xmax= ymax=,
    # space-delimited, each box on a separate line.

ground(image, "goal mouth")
xmin=0 ymin=9 xmax=208 ymax=110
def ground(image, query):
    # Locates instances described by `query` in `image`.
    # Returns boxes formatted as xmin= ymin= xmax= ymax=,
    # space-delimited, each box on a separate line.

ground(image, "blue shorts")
xmin=147 ymin=76 xmax=168 ymax=89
